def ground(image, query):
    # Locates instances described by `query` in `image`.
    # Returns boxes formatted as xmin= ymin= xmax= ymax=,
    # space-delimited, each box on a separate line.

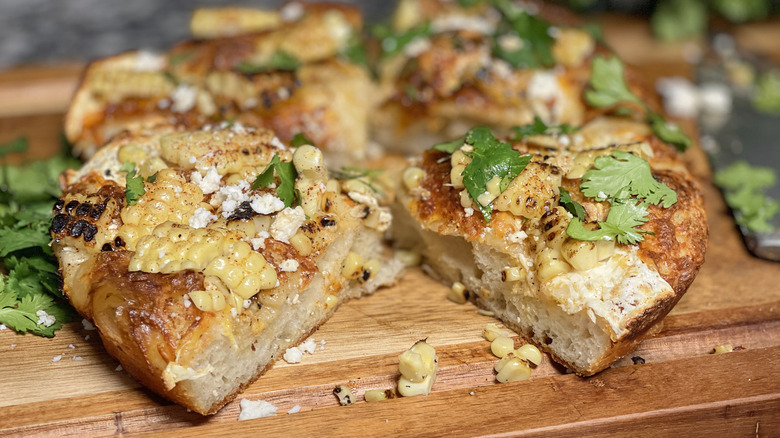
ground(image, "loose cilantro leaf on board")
xmin=649 ymin=113 xmax=692 ymax=152
xmin=566 ymin=200 xmax=651 ymax=245
xmin=290 ymin=133 xmax=314 ymax=148
xmin=374 ymin=22 xmax=432 ymax=58
xmin=460 ymin=126 xmax=532 ymax=221
xmin=432 ymin=135 xmax=466 ymax=154
xmin=714 ymin=160 xmax=779 ymax=232
xmin=0 ymin=136 xmax=29 ymax=156
xmin=511 ymin=117 xmax=577 ymax=140
xmin=0 ymin=286 xmax=70 ymax=337
xmin=120 ymin=162 xmax=145 ymax=206
xmin=752 ymin=70 xmax=780 ymax=115
xmin=559 ymin=187 xmax=586 ymax=221
xmin=234 ymin=51 xmax=300 ymax=74
xmin=585 ymin=56 xmax=643 ymax=108
xmin=580 ymin=151 xmax=678 ymax=208
xmin=252 ymin=153 xmax=298 ymax=207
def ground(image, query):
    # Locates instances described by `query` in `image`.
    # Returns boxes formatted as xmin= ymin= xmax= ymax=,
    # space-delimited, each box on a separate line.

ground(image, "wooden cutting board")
xmin=1 ymin=14 xmax=779 ymax=438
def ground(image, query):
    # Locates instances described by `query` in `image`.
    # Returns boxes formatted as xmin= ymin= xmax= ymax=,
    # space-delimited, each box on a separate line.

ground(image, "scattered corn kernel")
xmin=293 ymin=145 xmax=326 ymax=180
xmin=397 ymin=340 xmax=438 ymax=397
xmin=188 ymin=289 xmax=226 ymax=312
xmin=447 ymin=281 xmax=469 ymax=304
xmin=396 ymin=249 xmax=421 ymax=267
xmin=364 ymin=389 xmax=396 ymax=402
xmin=713 ymin=344 xmax=734 ymax=354
xmin=341 ymin=251 xmax=364 ymax=279
xmin=333 ymin=385 xmax=355 ymax=406
xmin=482 ymin=323 xmax=503 ymax=342
xmin=290 ymin=232 xmax=312 ymax=256
xmin=491 ymin=336 xmax=515 ymax=358
xmin=496 ymin=356 xmax=532 ymax=383
xmin=515 ymin=344 xmax=542 ymax=365
xmin=501 ymin=267 xmax=524 ymax=282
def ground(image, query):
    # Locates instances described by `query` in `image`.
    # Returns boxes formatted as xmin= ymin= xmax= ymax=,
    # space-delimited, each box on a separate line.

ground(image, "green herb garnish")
xmin=0 ymin=136 xmax=29 ymax=157
xmin=559 ymin=187 xmax=586 ymax=221
xmin=651 ymin=0 xmax=708 ymax=42
xmin=374 ymin=23 xmax=432 ymax=58
xmin=290 ymin=133 xmax=314 ymax=148
xmin=567 ymin=199 xmax=652 ymax=245
xmin=234 ymin=51 xmax=300 ymax=74
xmin=714 ymin=160 xmax=779 ymax=232
xmin=432 ymin=135 xmax=466 ymax=154
xmin=120 ymin=162 xmax=145 ymax=206
xmin=752 ymin=70 xmax=780 ymax=115
xmin=511 ymin=117 xmax=577 ymax=140
xmin=252 ymin=153 xmax=298 ymax=207
xmin=491 ymin=6 xmax=555 ymax=69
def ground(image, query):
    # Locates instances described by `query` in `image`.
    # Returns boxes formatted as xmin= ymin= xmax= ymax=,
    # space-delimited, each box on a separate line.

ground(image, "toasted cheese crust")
xmin=52 ymin=125 xmax=403 ymax=414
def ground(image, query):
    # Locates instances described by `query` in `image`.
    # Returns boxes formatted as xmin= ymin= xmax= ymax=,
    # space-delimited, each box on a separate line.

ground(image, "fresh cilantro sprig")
xmin=0 ymin=141 xmax=79 ymax=336
xmin=511 ymin=117 xmax=577 ymax=140
xmin=559 ymin=187 xmax=586 ymax=221
xmin=491 ymin=5 xmax=555 ymax=69
xmin=290 ymin=133 xmax=314 ymax=148
xmin=120 ymin=162 xmax=145 ymax=206
xmin=714 ymin=160 xmax=779 ymax=232
xmin=342 ymin=34 xmax=369 ymax=68
xmin=234 ymin=51 xmax=300 ymax=74
xmin=586 ymin=56 xmax=692 ymax=151
xmin=438 ymin=127 xmax=531 ymax=221
xmin=252 ymin=153 xmax=298 ymax=207
xmin=580 ymin=151 xmax=677 ymax=207
xmin=567 ymin=199 xmax=652 ymax=245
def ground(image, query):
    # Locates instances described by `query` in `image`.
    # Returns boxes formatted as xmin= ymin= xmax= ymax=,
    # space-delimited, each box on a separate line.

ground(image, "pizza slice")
xmin=52 ymin=123 xmax=403 ymax=414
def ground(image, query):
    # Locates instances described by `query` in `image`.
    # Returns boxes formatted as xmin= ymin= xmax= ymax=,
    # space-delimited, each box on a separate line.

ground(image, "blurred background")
xmin=1 ymin=0 xmax=778 ymax=69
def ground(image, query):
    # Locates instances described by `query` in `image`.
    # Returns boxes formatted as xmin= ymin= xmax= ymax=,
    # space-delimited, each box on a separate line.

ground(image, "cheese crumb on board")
xmin=287 ymin=405 xmax=301 ymax=414
xmin=283 ymin=346 xmax=303 ymax=364
xmin=238 ymin=399 xmax=278 ymax=421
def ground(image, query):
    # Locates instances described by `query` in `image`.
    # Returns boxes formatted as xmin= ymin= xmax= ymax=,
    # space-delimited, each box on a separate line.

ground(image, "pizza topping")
xmin=491 ymin=3 xmax=555 ymax=69
xmin=252 ymin=153 xmax=298 ymax=208
xmin=120 ymin=162 xmax=145 ymax=206
xmin=511 ymin=117 xmax=577 ymax=141
xmin=397 ymin=340 xmax=438 ymax=397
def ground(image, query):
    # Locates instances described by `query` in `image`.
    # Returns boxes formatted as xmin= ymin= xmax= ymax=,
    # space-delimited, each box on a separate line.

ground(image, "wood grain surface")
xmin=1 ymin=13 xmax=779 ymax=438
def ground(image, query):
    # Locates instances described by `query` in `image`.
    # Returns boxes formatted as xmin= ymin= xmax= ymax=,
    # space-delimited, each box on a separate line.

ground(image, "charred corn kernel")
xmin=362 ymin=259 xmax=381 ymax=280
xmin=483 ymin=323 xmax=503 ymax=342
xmin=341 ymin=251 xmax=364 ymax=279
xmin=496 ymin=356 xmax=532 ymax=383
xmin=477 ymin=191 xmax=497 ymax=207
xmin=188 ymin=289 xmax=226 ymax=312
xmin=486 ymin=176 xmax=502 ymax=197
xmin=293 ymin=145 xmax=326 ymax=180
xmin=537 ymin=247 xmax=571 ymax=282
xmin=402 ymin=167 xmax=425 ymax=191
xmin=501 ymin=267 xmax=524 ymax=282
xmin=491 ymin=336 xmax=515 ymax=358
xmin=561 ymin=238 xmax=599 ymax=271
xmin=325 ymin=179 xmax=341 ymax=193
xmin=447 ymin=281 xmax=468 ymax=304
xmin=450 ymin=164 xmax=467 ymax=189
xmin=159 ymin=129 xmax=280 ymax=174
xmin=493 ymin=162 xmax=561 ymax=219
xmin=290 ymin=232 xmax=312 ymax=256
xmin=397 ymin=341 xmax=437 ymax=397
xmin=596 ymin=239 xmax=616 ymax=261
xmin=539 ymin=207 xmax=570 ymax=249
xmin=459 ymin=189 xmax=473 ymax=208
xmin=396 ymin=249 xmax=421 ymax=267
xmin=364 ymin=389 xmax=396 ymax=402
xmin=324 ymin=294 xmax=339 ymax=310
xmin=714 ymin=344 xmax=734 ymax=354
xmin=118 ymin=169 xmax=204 ymax=250
xmin=118 ymin=144 xmax=148 ymax=164
xmin=333 ymin=385 xmax=355 ymax=406
xmin=341 ymin=178 xmax=372 ymax=196
xmin=295 ymin=178 xmax=324 ymax=218
xmin=515 ymin=344 xmax=542 ymax=365
xmin=90 ymin=70 xmax=174 ymax=102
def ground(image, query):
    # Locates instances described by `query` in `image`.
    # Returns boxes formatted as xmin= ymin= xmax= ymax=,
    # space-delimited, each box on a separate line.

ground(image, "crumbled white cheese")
xmin=280 ymin=2 xmax=304 ymax=22
xmin=133 ymin=50 xmax=165 ymax=72
xmin=376 ymin=209 xmax=392 ymax=232
xmin=507 ymin=230 xmax=528 ymax=243
xmin=238 ymin=399 xmax=278 ymax=421
xmin=270 ymin=137 xmax=286 ymax=150
xmin=251 ymin=231 xmax=270 ymax=250
xmin=189 ymin=207 xmax=218 ymax=229
xmin=72 ymin=356 xmax=83 ymax=361
xmin=698 ymin=83 xmax=732 ymax=115
xmin=170 ymin=84 xmax=198 ymax=113
xmin=243 ymin=299 xmax=252 ymax=309
xmin=191 ymin=167 xmax=222 ymax=194
xmin=528 ymin=70 xmax=561 ymax=103
xmin=36 ymin=310 xmax=56 ymax=327
xmin=347 ymin=191 xmax=378 ymax=206
xmin=489 ymin=59 xmax=513 ymax=79
xmin=656 ymin=77 xmax=699 ymax=118
xmin=497 ymin=33 xmax=524 ymax=52
xmin=189 ymin=155 xmax=197 ymax=164
xmin=464 ymin=208 xmax=474 ymax=217
xmin=271 ymin=206 xmax=306 ymax=243
xmin=214 ymin=180 xmax=251 ymax=218
xmin=52 ymin=355 xmax=62 ymax=362
xmin=0 ymin=324 xmax=6 ymax=330
xmin=283 ymin=346 xmax=303 ymax=364
xmin=231 ymin=121 xmax=248 ymax=135
xmin=183 ymin=294 xmax=192 ymax=308
xmin=287 ymin=405 xmax=301 ymax=414
xmin=300 ymin=339 xmax=317 ymax=354
xmin=68 ymin=344 xmax=76 ymax=349
xmin=403 ymin=37 xmax=431 ymax=58
xmin=116 ymin=365 xmax=123 ymax=371
xmin=279 ymin=259 xmax=299 ymax=272
xmin=319 ymin=339 xmax=326 ymax=351
xmin=597 ymin=191 xmax=607 ymax=200
xmin=250 ymin=193 xmax=285 ymax=215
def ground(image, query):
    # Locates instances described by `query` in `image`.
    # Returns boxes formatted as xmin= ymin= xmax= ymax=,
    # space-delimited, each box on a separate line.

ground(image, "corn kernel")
xmin=362 ymin=259 xmax=381 ymax=281
xmin=501 ymin=267 xmax=524 ymax=282
xmin=117 ymin=144 xmax=148 ymax=165
xmin=491 ymin=336 xmax=515 ymax=358
xmin=485 ymin=175 xmax=502 ymax=197
xmin=398 ymin=350 xmax=430 ymax=383
xmin=396 ymin=249 xmax=421 ymax=267
xmin=290 ymin=232 xmax=313 ymax=256
xmin=561 ymin=238 xmax=599 ymax=271
xmin=450 ymin=164 xmax=466 ymax=189
xmin=459 ymin=189 xmax=473 ymax=208
xmin=188 ymin=290 xmax=226 ymax=312
xmin=713 ymin=344 xmax=734 ymax=354
xmin=402 ymin=167 xmax=426 ymax=191
xmin=477 ymin=191 xmax=497 ymax=207
xmin=364 ymin=389 xmax=395 ymax=402
xmin=293 ymin=145 xmax=326 ymax=180
xmin=333 ymin=385 xmax=355 ymax=406
xmin=341 ymin=178 xmax=372 ymax=196
xmin=397 ymin=340 xmax=437 ymax=397
xmin=482 ymin=323 xmax=503 ymax=342
xmin=398 ymin=374 xmax=434 ymax=397
xmin=341 ymin=251 xmax=364 ymax=279
xmin=451 ymin=150 xmax=470 ymax=166
xmin=325 ymin=179 xmax=341 ymax=193
xmin=447 ymin=281 xmax=468 ymax=304
xmin=496 ymin=356 xmax=532 ymax=383
xmin=537 ymin=247 xmax=571 ymax=283
xmin=515 ymin=344 xmax=542 ymax=365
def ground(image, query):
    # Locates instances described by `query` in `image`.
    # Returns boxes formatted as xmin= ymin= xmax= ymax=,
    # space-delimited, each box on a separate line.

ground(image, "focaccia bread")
xmin=51 ymin=123 xmax=403 ymax=414
xmin=394 ymin=117 xmax=707 ymax=376
xmin=372 ymin=0 xmax=657 ymax=153
xmin=64 ymin=3 xmax=372 ymax=166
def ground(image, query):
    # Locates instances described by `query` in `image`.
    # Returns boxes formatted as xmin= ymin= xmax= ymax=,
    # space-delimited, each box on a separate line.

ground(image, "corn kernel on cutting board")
xmin=1 ymin=16 xmax=780 ymax=437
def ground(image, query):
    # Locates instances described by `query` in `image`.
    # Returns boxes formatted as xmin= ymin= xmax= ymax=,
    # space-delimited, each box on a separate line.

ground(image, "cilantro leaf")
xmin=375 ymin=23 xmax=432 ymax=58
xmin=234 ymin=51 xmax=300 ymax=74
xmin=492 ymin=7 xmax=555 ymax=69
xmin=714 ymin=160 xmax=776 ymax=191
xmin=567 ymin=200 xmax=651 ymax=245
xmin=291 ymin=133 xmax=314 ymax=148
xmin=460 ymin=127 xmax=532 ymax=221
xmin=511 ymin=117 xmax=577 ymax=140
xmin=120 ymin=162 xmax=145 ymax=206
xmin=585 ymin=56 xmax=643 ymax=108
xmin=252 ymin=153 xmax=298 ymax=207
xmin=0 ymin=227 xmax=52 ymax=257
xmin=0 ymin=136 xmax=28 ymax=156
xmin=649 ymin=113 xmax=692 ymax=152
xmin=559 ymin=187 xmax=586 ymax=221
xmin=342 ymin=35 xmax=369 ymax=67
xmin=0 ymin=285 xmax=72 ymax=337
xmin=651 ymin=0 xmax=708 ymax=42
xmin=432 ymin=135 xmax=466 ymax=154
xmin=580 ymin=151 xmax=677 ymax=208
xmin=752 ymin=70 xmax=780 ymax=115
xmin=714 ymin=160 xmax=779 ymax=232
